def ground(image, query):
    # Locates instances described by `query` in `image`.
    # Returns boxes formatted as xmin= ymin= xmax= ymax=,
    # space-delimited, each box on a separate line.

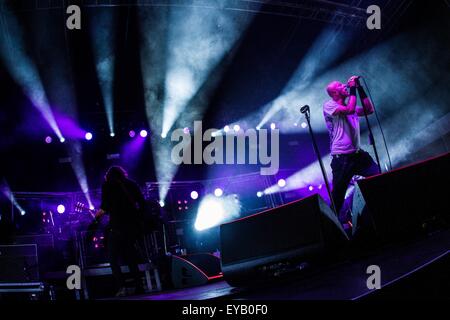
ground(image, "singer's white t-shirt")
xmin=323 ymin=100 xmax=361 ymax=155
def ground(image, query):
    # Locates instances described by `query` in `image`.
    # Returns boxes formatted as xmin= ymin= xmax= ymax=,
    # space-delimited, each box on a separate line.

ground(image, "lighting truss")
xmin=3 ymin=0 xmax=412 ymax=29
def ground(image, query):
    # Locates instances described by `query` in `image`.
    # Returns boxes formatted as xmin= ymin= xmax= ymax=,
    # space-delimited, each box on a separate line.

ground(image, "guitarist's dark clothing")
xmin=100 ymin=178 xmax=145 ymax=233
xmin=100 ymin=178 xmax=146 ymax=291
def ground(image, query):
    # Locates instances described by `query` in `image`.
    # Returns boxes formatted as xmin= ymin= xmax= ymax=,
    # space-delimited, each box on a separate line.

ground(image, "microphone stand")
xmin=300 ymin=106 xmax=338 ymax=217
xmin=357 ymin=80 xmax=382 ymax=174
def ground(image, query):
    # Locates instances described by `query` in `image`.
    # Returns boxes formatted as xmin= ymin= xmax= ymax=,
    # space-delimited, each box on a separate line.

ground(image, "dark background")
xmin=0 ymin=0 xmax=449 ymax=192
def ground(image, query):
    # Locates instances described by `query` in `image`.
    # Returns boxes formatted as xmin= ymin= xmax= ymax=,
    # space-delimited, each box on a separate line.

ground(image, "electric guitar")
xmin=74 ymin=202 xmax=110 ymax=230
xmin=75 ymin=202 xmax=97 ymax=221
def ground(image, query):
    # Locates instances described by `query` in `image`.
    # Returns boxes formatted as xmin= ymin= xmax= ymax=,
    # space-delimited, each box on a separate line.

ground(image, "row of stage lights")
xmin=157 ymin=187 xmax=225 ymax=208
xmin=43 ymin=121 xmax=309 ymax=144
xmin=14 ymin=180 xmax=322 ymax=234
xmin=255 ymin=179 xmax=322 ymax=198
xmin=44 ymin=129 xmax=150 ymax=144
xmin=15 ymin=181 xmax=321 ymax=216
xmin=157 ymin=180 xmax=322 ymax=208
xmin=17 ymin=182 xmax=319 ymax=214
xmin=216 ymin=122 xmax=308 ymax=137
xmin=16 ymin=203 xmax=66 ymax=218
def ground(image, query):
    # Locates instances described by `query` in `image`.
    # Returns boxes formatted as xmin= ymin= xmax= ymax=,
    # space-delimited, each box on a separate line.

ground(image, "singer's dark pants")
xmin=107 ymin=228 xmax=142 ymax=290
xmin=331 ymin=150 xmax=379 ymax=220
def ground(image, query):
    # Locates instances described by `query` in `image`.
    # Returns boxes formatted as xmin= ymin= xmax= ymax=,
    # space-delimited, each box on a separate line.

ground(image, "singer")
xmin=323 ymin=76 xmax=379 ymax=222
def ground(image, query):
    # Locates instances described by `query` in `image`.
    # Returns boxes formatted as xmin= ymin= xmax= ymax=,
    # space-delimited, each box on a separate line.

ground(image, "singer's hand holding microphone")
xmin=347 ymin=75 xmax=361 ymax=88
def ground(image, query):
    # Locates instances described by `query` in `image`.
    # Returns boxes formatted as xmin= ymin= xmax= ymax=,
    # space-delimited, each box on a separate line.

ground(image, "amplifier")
xmin=80 ymin=230 xmax=109 ymax=267
xmin=3 ymin=234 xmax=65 ymax=272
xmin=10 ymin=234 xmax=54 ymax=248
xmin=0 ymin=244 xmax=39 ymax=283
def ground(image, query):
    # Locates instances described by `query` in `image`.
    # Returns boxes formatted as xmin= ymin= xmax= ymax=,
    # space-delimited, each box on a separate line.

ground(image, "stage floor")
xmin=114 ymin=229 xmax=450 ymax=300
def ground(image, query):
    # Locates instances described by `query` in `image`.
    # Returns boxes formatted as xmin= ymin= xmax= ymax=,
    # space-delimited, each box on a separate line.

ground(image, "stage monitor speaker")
xmin=171 ymin=253 xmax=222 ymax=289
xmin=220 ymin=194 xmax=348 ymax=287
xmin=0 ymin=244 xmax=39 ymax=282
xmin=352 ymin=152 xmax=450 ymax=243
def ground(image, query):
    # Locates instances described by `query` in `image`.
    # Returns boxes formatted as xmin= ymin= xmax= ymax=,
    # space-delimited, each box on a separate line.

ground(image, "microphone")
xmin=300 ymin=105 xmax=310 ymax=114
xmin=352 ymin=75 xmax=362 ymax=84
xmin=345 ymin=76 xmax=363 ymax=90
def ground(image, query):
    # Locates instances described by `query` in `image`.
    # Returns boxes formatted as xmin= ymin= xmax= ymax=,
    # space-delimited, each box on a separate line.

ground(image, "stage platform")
xmin=113 ymin=229 xmax=450 ymax=300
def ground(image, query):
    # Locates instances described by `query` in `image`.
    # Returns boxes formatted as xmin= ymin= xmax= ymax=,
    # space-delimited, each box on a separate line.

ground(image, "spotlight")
xmin=294 ymin=123 xmax=298 ymax=127
xmin=277 ymin=179 xmax=286 ymax=188
xmin=233 ymin=124 xmax=240 ymax=132
xmin=110 ymin=132 xmax=115 ymax=137
xmin=308 ymin=185 xmax=314 ymax=191
xmin=224 ymin=125 xmax=230 ymax=133
xmin=194 ymin=197 xmax=224 ymax=231
xmin=194 ymin=194 xmax=241 ymax=231
xmin=161 ymin=132 xmax=167 ymax=139
xmin=20 ymin=210 xmax=26 ymax=216
xmin=57 ymin=204 xmax=65 ymax=214
xmin=270 ymin=123 xmax=276 ymax=130
xmin=140 ymin=130 xmax=148 ymax=138
xmin=89 ymin=205 xmax=95 ymax=210
xmin=318 ymin=184 xmax=323 ymax=190
xmin=190 ymin=191 xmax=199 ymax=200
xmin=257 ymin=191 xmax=263 ymax=198
xmin=85 ymin=132 xmax=93 ymax=141
xmin=159 ymin=200 xmax=165 ymax=207
xmin=69 ymin=140 xmax=94 ymax=210
xmin=183 ymin=127 xmax=190 ymax=134
xmin=214 ymin=188 xmax=223 ymax=197
xmin=256 ymin=126 xmax=261 ymax=130
xmin=301 ymin=122 xmax=307 ymax=129
xmin=45 ymin=136 xmax=52 ymax=144
xmin=129 ymin=130 xmax=136 ymax=138
xmin=60 ymin=137 xmax=66 ymax=143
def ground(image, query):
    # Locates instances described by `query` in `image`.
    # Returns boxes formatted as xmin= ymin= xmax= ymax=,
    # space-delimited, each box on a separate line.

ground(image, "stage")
xmin=114 ymin=229 xmax=450 ymax=300
xmin=1 ymin=0 xmax=450 ymax=305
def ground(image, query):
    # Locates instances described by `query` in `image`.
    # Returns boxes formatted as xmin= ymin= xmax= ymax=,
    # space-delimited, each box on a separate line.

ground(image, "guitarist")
xmin=95 ymin=166 xmax=146 ymax=297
